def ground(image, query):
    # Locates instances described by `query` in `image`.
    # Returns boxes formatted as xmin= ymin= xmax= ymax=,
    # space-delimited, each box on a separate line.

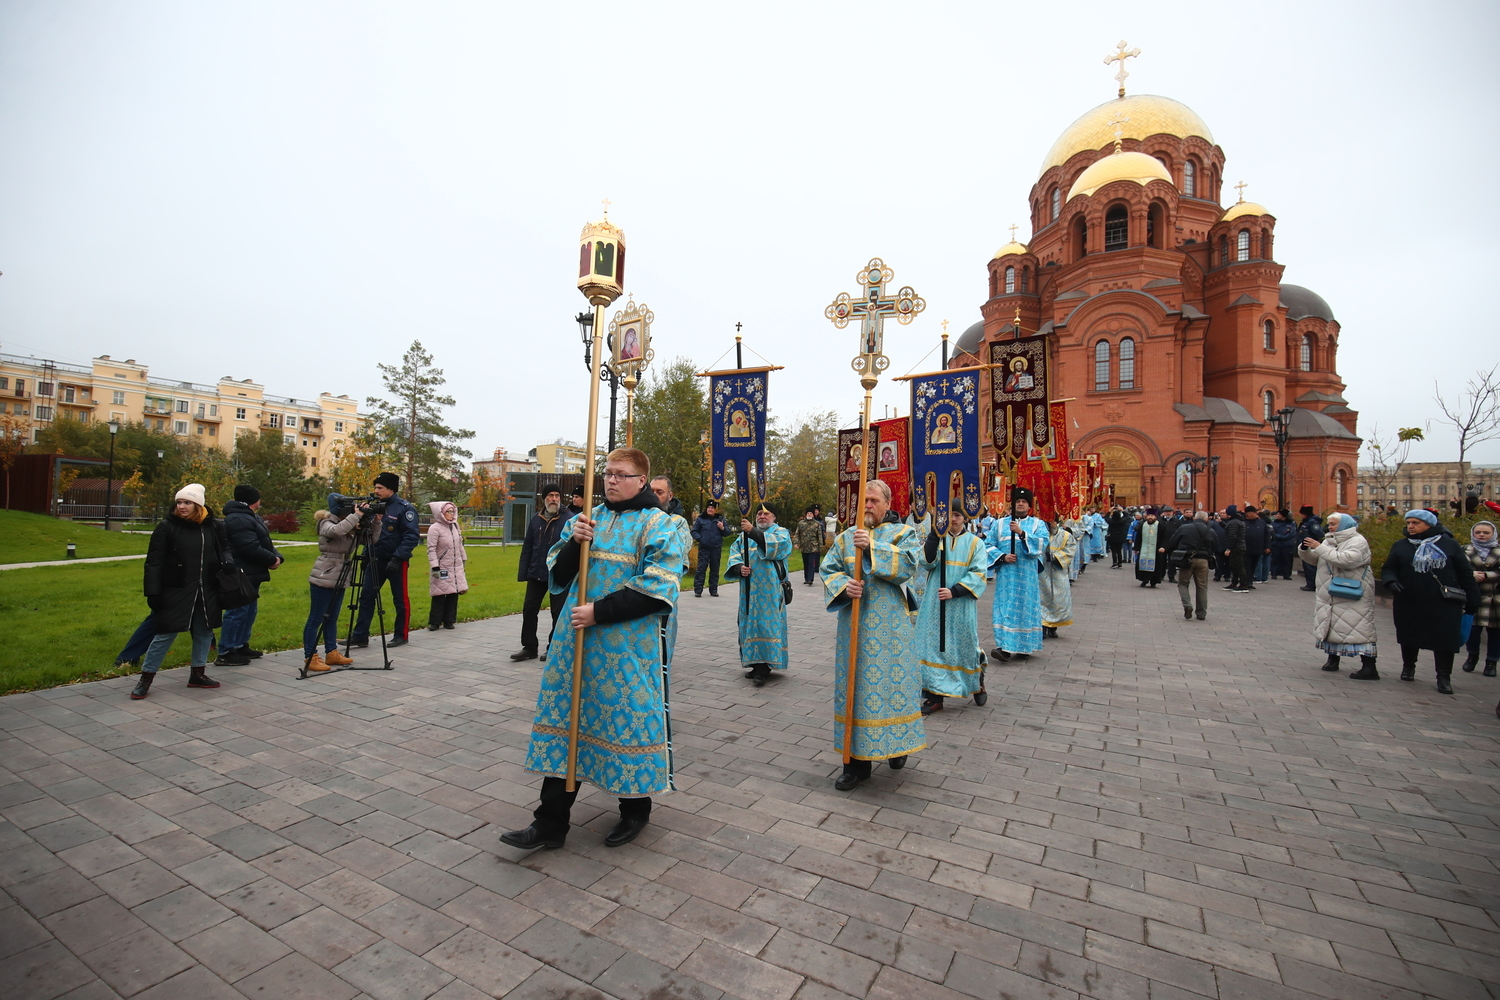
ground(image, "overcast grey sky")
xmin=2 ymin=1 xmax=1497 ymax=468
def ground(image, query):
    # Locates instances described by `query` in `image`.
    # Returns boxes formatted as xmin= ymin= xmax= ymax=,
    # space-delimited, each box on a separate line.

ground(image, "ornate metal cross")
xmin=1104 ymin=40 xmax=1141 ymax=98
xmin=1108 ymin=112 xmax=1130 ymax=153
xmin=824 ymin=257 xmax=926 ymax=379
xmin=1234 ymin=180 xmax=1248 ymax=203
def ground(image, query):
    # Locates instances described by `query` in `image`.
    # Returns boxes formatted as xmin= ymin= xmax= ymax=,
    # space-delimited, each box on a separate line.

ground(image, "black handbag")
xmin=773 ymin=559 xmax=793 ymax=605
xmin=217 ymin=564 xmax=257 ymax=610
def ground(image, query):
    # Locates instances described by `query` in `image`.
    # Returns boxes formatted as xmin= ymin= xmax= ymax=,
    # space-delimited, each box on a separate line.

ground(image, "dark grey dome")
xmin=1280 ymin=284 xmax=1336 ymax=323
xmin=954 ymin=320 xmax=985 ymax=355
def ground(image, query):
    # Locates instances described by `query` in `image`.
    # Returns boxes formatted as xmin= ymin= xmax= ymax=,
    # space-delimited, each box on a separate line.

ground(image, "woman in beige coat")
xmin=1300 ymin=511 xmax=1378 ymax=680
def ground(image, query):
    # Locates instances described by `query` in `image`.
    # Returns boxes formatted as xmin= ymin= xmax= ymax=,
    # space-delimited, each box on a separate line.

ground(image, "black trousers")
xmin=1226 ymin=550 xmax=1248 ymax=589
xmin=1402 ymin=645 xmax=1456 ymax=674
xmin=1468 ymin=625 xmax=1500 ymax=662
xmin=694 ymin=546 xmax=721 ymax=595
xmin=1301 ymin=559 xmax=1318 ymax=588
xmin=533 ymin=776 xmax=651 ymax=834
xmin=429 ymin=593 xmax=459 ymax=626
xmin=801 ymin=550 xmax=819 ymax=584
xmin=353 ymin=556 xmax=410 ymax=642
xmin=1107 ymin=541 xmax=1123 ymax=566
xmin=520 ymin=579 xmax=561 ymax=651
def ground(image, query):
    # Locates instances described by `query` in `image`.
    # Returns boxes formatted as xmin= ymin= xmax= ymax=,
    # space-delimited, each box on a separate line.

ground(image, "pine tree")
xmin=366 ymin=341 xmax=475 ymax=503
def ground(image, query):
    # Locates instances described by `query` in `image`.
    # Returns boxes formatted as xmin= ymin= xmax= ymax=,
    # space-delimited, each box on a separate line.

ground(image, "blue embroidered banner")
xmin=709 ymin=370 xmax=770 ymax=501
xmin=908 ymin=368 xmax=983 ymax=521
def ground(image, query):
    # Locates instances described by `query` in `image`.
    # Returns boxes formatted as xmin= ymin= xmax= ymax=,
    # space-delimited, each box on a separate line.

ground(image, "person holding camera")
xmin=216 ymin=484 xmax=283 ymax=666
xmin=350 ymin=472 xmax=420 ymax=648
xmin=302 ymin=503 xmax=369 ymax=672
xmin=426 ymin=501 xmax=468 ymax=630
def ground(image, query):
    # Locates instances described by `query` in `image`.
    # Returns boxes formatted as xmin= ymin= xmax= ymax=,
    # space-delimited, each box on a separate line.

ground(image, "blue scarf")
xmin=1411 ymin=532 xmax=1447 ymax=573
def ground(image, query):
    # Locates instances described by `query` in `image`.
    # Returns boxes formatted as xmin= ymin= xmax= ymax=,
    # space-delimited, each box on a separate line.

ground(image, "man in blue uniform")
xmin=350 ymin=472 xmax=420 ymax=648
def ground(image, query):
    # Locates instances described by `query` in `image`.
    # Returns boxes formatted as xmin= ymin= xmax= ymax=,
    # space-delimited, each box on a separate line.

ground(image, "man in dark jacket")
xmin=216 ymin=484 xmax=282 ymax=666
xmin=1242 ymin=506 xmax=1271 ymax=587
xmin=1296 ymin=505 xmax=1325 ymax=591
xmin=1270 ymin=510 xmax=1298 ymax=580
xmin=1222 ymin=505 xmax=1249 ymax=592
xmin=1173 ymin=511 xmax=1218 ymax=620
xmin=351 ymin=472 xmax=421 ymax=648
xmin=691 ymin=501 xmax=728 ymax=597
xmin=512 ymin=485 xmax=567 ymax=662
xmin=1210 ymin=512 xmax=1229 ymax=581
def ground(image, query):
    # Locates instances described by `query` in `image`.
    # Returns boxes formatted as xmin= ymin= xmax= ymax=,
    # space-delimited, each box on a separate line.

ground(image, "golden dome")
xmin=1042 ymin=94 xmax=1213 ymax=173
xmin=991 ymin=241 xmax=1029 ymax=259
xmin=1221 ymin=201 xmax=1270 ymax=222
xmin=1067 ymin=151 xmax=1173 ymax=200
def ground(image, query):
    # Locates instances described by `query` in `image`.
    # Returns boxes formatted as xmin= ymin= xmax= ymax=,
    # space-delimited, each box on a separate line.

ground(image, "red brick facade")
xmin=952 ymin=94 xmax=1359 ymax=513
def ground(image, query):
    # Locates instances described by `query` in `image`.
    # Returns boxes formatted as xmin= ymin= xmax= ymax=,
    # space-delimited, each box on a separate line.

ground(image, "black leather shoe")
xmin=834 ymin=769 xmax=865 ymax=792
xmin=239 ymin=647 xmax=264 ymax=659
xmin=215 ymin=652 xmax=250 ymax=667
xmin=888 ymin=755 xmax=907 ymax=770
xmin=990 ymin=648 xmax=1011 ymax=662
xmin=388 ymin=638 xmax=408 ymax=648
xmin=510 ymin=648 xmax=538 ymax=662
xmin=499 ymin=824 xmax=566 ymax=851
xmin=1437 ymin=674 xmax=1454 ymax=695
xmin=1462 ymin=656 xmax=1479 ymax=673
xmin=1183 ymin=607 xmax=1193 ymax=620
xmin=348 ymin=640 xmax=369 ymax=648
xmin=604 ymin=816 xmax=649 ymax=848
xmin=1400 ymin=665 xmax=1416 ymax=682
xmin=1486 ymin=662 xmax=1497 ymax=677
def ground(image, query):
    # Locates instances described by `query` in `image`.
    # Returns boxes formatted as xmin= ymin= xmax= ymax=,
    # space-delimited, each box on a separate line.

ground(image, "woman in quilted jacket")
xmin=426 ymin=501 xmax=468 ymax=630
xmin=1300 ymin=511 xmax=1378 ymax=680
xmin=1461 ymin=521 xmax=1498 ymax=676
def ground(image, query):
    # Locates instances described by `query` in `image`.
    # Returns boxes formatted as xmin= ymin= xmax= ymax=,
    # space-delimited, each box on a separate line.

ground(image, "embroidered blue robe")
xmin=916 ymin=530 xmax=988 ymax=698
xmin=1040 ymin=522 xmax=1076 ymax=629
xmin=821 ymin=522 xmax=925 ymax=760
xmin=664 ymin=513 xmax=692 ymax=666
xmin=726 ymin=523 xmax=792 ymax=670
xmin=523 ymin=504 xmax=686 ymax=797
xmin=985 ymin=515 xmax=1049 ymax=654
xmin=1084 ymin=512 xmax=1107 ymax=558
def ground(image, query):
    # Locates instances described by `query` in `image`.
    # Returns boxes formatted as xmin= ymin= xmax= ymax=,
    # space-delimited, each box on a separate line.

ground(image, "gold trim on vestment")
xmin=532 ymin=724 xmax=666 ymax=755
xmin=592 ymin=550 xmax=636 ymax=565
xmin=920 ymin=659 xmax=982 ymax=674
xmin=834 ymin=711 xmax=923 ymax=727
xmin=845 ymin=745 xmax=927 ymax=761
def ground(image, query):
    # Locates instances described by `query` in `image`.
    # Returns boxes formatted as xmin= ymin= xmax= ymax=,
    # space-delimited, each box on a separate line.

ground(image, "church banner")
xmin=1014 ymin=400 xmax=1077 ymax=522
xmin=989 ymin=335 xmax=1051 ymax=465
xmin=907 ymin=369 xmax=983 ymax=523
xmin=836 ymin=426 xmax=868 ymax=527
xmin=709 ymin=370 xmax=770 ymax=502
xmin=871 ymin=417 xmax=911 ymax=518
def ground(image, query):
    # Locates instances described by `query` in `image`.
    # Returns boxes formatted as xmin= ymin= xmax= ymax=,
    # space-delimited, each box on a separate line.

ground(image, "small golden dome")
xmin=991 ymin=241 xmax=1029 ymax=260
xmin=1067 ymin=151 xmax=1174 ymax=200
xmin=1221 ymin=201 xmax=1270 ymax=222
xmin=1042 ymin=94 xmax=1213 ymax=174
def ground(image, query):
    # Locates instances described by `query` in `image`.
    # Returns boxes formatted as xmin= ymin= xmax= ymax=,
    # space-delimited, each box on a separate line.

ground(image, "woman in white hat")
xmin=130 ymin=484 xmax=231 ymax=699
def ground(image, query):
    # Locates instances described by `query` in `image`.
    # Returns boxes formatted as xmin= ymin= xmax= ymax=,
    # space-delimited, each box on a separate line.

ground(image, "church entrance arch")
xmin=1099 ymin=445 xmax=1142 ymax=506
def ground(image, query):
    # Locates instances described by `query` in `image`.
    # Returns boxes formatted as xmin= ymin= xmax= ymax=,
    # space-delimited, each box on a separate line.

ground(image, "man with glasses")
xmin=502 ymin=448 xmax=686 ymax=851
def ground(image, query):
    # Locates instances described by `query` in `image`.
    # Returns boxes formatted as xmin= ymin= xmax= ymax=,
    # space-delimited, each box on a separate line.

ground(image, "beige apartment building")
xmin=1356 ymin=461 xmax=1498 ymax=511
xmin=472 ymin=446 xmax=539 ymax=480
xmin=527 ymin=439 xmax=602 ymax=476
xmin=0 ymin=351 xmax=364 ymax=474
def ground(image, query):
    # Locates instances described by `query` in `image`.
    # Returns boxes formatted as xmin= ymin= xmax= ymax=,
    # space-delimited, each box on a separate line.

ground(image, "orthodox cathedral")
xmin=951 ymin=58 xmax=1359 ymax=513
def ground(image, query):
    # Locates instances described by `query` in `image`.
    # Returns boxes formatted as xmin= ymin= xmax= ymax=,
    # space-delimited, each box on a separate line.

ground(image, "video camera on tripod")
xmin=328 ymin=491 xmax=389 ymax=518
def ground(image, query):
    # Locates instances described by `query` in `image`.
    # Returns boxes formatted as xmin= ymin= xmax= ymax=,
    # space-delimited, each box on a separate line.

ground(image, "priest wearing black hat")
xmin=982 ymin=485 xmax=1050 ymax=661
xmin=350 ymin=472 xmax=421 ymax=648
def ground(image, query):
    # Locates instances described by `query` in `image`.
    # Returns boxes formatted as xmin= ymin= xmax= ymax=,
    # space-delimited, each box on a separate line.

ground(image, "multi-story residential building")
xmin=528 ymin=439 xmax=602 ymax=476
xmin=471 ymin=447 xmax=539 ymax=480
xmin=0 ymin=351 xmax=364 ymax=474
xmin=1356 ymin=461 xmax=1499 ymax=511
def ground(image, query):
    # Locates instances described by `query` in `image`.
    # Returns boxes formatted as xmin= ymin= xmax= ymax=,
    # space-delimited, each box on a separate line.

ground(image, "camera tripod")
xmin=296 ymin=515 xmax=395 ymax=679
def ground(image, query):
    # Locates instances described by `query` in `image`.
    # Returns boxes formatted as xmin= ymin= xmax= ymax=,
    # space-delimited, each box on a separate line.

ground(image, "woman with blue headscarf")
xmin=1380 ymin=509 xmax=1479 ymax=694
xmin=1461 ymin=521 xmax=1499 ymax=676
xmin=1300 ymin=511 xmax=1378 ymax=679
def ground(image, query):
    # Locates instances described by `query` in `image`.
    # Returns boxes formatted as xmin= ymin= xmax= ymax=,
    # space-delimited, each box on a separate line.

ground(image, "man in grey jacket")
xmin=1173 ymin=512 xmax=1218 ymax=621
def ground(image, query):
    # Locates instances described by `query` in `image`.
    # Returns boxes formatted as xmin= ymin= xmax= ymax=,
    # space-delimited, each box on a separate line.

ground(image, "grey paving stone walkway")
xmin=2 ymin=560 xmax=1499 ymax=999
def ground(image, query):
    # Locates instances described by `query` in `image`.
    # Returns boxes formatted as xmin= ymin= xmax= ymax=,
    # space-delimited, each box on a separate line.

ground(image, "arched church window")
xmin=1119 ymin=337 xmax=1136 ymax=389
xmin=1263 ymin=319 xmax=1275 ymax=351
xmin=1236 ymin=229 xmax=1251 ymax=261
xmin=1094 ymin=341 xmax=1111 ymax=391
xmin=1104 ymin=206 xmax=1128 ymax=252
xmin=1073 ymin=216 xmax=1088 ymax=262
xmin=1300 ymin=334 xmax=1314 ymax=372
xmin=1004 ymin=267 xmax=1015 ymax=294
xmin=1336 ymin=469 xmax=1348 ymax=507
xmin=1051 ymin=187 xmax=1061 ymax=221
xmin=1218 ymin=234 xmax=1229 ymax=266
xmin=1184 ymin=160 xmax=1196 ymax=197
xmin=1263 ymin=390 xmax=1275 ymax=420
xmin=1147 ymin=203 xmax=1164 ymax=248
xmin=1020 ymin=267 xmax=1030 ymax=293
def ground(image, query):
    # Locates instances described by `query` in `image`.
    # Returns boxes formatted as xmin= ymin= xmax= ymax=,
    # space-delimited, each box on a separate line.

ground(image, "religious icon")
xmin=619 ymin=326 xmax=641 ymax=361
xmin=1176 ymin=461 xmax=1193 ymax=498
xmin=930 ymin=413 xmax=957 ymax=445
xmin=845 ymin=443 xmax=863 ymax=473
xmin=728 ymin=409 xmax=751 ymax=439
xmin=1003 ymin=357 xmax=1034 ymax=393
xmin=878 ymin=442 xmax=899 ymax=472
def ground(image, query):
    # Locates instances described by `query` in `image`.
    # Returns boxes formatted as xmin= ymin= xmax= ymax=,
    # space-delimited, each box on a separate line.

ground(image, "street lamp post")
xmin=1271 ymin=407 xmax=1295 ymax=510
xmin=1209 ymin=455 xmax=1221 ymax=512
xmin=576 ymin=311 xmax=620 ymax=453
xmin=104 ymin=420 xmax=121 ymax=531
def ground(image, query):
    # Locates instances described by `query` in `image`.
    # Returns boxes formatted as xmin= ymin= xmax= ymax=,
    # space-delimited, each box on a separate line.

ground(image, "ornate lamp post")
xmin=104 ymin=420 xmax=121 ymax=531
xmin=565 ymin=207 xmax=626 ymax=791
xmin=576 ymin=311 xmax=620 ymax=452
xmin=1270 ymin=407 xmax=1295 ymax=510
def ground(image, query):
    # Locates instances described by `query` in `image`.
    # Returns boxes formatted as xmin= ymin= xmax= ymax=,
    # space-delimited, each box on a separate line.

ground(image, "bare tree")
xmin=1362 ymin=423 xmax=1425 ymax=509
xmin=1434 ymin=365 xmax=1500 ymax=463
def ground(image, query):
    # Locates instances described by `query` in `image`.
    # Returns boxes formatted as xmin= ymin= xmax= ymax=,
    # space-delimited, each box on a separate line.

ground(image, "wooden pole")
xmin=842 ymin=373 xmax=877 ymax=765
xmin=566 ymin=300 xmax=607 ymax=792
xmin=623 ymin=373 xmax=638 ymax=448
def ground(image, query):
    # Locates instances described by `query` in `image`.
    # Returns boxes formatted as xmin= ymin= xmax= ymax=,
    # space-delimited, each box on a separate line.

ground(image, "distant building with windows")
xmin=1355 ymin=462 xmax=1498 ymax=512
xmin=528 ymin=439 xmax=602 ymax=476
xmin=0 ymin=351 xmax=364 ymax=474
xmin=471 ymin=447 xmax=539 ymax=480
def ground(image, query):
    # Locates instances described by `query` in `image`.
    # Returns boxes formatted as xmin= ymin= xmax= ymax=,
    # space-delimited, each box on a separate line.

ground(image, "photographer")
xmin=349 ymin=473 xmax=420 ymax=648
xmin=302 ymin=502 xmax=371 ymax=672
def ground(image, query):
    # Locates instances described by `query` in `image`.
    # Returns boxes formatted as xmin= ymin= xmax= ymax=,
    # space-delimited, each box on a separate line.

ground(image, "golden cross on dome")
xmin=601 ymin=196 xmax=612 ymax=220
xmin=1108 ymin=112 xmax=1130 ymax=154
xmin=1234 ymin=180 xmax=1248 ymax=203
xmin=941 ymin=319 xmax=950 ymax=336
xmin=1009 ymin=223 xmax=1019 ymax=242
xmin=1104 ymin=40 xmax=1141 ymax=98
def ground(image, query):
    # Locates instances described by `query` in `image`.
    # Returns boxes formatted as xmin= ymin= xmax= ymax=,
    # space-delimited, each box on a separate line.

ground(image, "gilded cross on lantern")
xmin=1008 ymin=223 xmax=1019 ymax=242
xmin=1234 ymin=180 xmax=1248 ymax=203
xmin=1108 ymin=112 xmax=1130 ymax=153
xmin=824 ymin=257 xmax=926 ymax=379
xmin=1104 ymin=40 xmax=1141 ymax=98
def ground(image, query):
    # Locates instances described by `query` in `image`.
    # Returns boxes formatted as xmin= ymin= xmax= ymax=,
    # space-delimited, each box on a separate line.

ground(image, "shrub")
xmin=1359 ymin=511 xmax=1488 ymax=577
xmin=263 ymin=510 xmax=300 ymax=533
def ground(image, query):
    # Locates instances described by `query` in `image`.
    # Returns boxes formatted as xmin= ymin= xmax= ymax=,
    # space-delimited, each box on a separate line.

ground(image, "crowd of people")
xmin=115 ymin=459 xmax=1499 ymax=852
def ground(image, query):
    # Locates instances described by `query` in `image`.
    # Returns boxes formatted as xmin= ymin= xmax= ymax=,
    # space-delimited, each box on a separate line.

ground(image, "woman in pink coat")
xmin=426 ymin=501 xmax=468 ymax=630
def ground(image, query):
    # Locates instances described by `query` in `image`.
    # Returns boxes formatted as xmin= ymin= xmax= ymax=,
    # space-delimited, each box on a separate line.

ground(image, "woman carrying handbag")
xmin=1300 ymin=511 xmax=1378 ymax=679
xmin=1380 ymin=509 xmax=1480 ymax=694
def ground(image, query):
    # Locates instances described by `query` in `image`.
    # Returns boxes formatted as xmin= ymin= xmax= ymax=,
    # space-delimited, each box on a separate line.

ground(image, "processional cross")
xmin=1104 ymin=40 xmax=1141 ymax=98
xmin=824 ymin=258 xmax=926 ymax=380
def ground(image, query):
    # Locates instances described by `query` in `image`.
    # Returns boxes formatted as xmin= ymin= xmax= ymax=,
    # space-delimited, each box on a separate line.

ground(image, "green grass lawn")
xmin=0 ymin=509 xmax=153 ymax=563
xmin=0 ymin=543 xmax=534 ymax=694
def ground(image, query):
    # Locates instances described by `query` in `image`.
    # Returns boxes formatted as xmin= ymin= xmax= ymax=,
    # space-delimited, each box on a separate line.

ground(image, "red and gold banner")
xmin=836 ymin=427 xmax=868 ymax=527
xmin=1008 ymin=400 xmax=1081 ymax=522
xmin=989 ymin=335 xmax=1051 ymax=466
xmin=871 ymin=417 xmax=911 ymax=518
